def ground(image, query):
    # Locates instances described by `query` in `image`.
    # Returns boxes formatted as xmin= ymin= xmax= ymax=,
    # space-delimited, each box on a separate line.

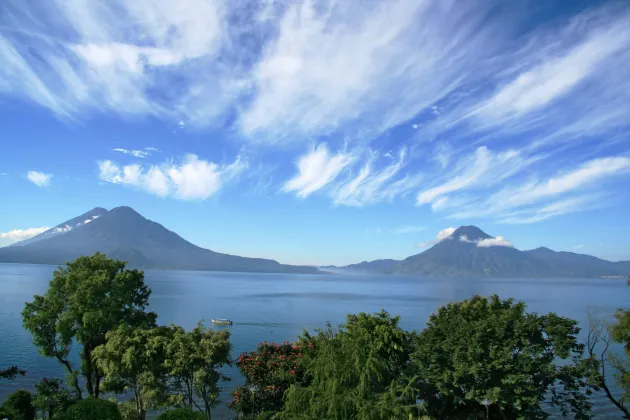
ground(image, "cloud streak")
xmin=282 ymin=143 xmax=354 ymax=198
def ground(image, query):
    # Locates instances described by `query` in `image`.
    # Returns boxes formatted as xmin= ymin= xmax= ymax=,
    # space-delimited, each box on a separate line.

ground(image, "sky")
xmin=1 ymin=0 xmax=629 ymax=266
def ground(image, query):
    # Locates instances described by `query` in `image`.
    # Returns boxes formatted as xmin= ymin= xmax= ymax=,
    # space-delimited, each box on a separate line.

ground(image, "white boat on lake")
xmin=211 ymin=318 xmax=233 ymax=325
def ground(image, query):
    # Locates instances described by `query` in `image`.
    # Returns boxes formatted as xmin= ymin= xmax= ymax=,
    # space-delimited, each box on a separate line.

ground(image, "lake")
xmin=1 ymin=263 xmax=628 ymax=418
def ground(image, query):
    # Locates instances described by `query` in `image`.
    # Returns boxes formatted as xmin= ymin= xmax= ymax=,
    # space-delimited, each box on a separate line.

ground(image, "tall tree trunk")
xmin=84 ymin=346 xmax=94 ymax=396
xmin=94 ymin=368 xmax=101 ymax=399
xmin=59 ymin=358 xmax=83 ymax=399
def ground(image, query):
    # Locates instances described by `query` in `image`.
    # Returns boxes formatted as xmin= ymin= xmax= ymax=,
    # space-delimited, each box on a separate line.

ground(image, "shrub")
xmin=0 ymin=389 xmax=36 ymax=420
xmin=61 ymin=397 xmax=122 ymax=420
xmin=156 ymin=408 xmax=206 ymax=420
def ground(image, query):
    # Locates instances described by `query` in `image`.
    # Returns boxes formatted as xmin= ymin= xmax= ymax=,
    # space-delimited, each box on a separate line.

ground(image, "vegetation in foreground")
xmin=1 ymin=253 xmax=629 ymax=419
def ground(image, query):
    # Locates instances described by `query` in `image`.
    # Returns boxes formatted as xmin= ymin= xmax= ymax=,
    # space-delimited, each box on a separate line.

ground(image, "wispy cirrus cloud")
xmin=423 ymin=155 xmax=630 ymax=224
xmin=392 ymin=225 xmax=426 ymax=235
xmin=98 ymin=154 xmax=247 ymax=200
xmin=1 ymin=0 xmax=630 ymax=226
xmin=282 ymin=143 xmax=354 ymax=198
xmin=283 ymin=143 xmax=421 ymax=204
xmin=26 ymin=171 xmax=53 ymax=187
xmin=112 ymin=147 xmax=159 ymax=158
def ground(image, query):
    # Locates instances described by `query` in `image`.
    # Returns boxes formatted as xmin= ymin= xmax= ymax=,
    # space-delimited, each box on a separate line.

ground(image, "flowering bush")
xmin=229 ymin=340 xmax=313 ymax=416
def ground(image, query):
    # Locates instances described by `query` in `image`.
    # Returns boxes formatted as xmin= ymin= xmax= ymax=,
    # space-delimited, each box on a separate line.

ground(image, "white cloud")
xmin=0 ymin=227 xmax=49 ymax=243
xmin=240 ymin=0 xmax=498 ymax=143
xmin=54 ymin=225 xmax=72 ymax=233
xmin=492 ymin=157 xmax=630 ymax=209
xmin=113 ymin=148 xmax=150 ymax=158
xmin=98 ymin=154 xmax=247 ymax=200
xmin=476 ymin=236 xmax=513 ymax=248
xmin=282 ymin=143 xmax=354 ymax=198
xmin=417 ymin=227 xmax=456 ymax=248
xmin=392 ymin=225 xmax=426 ymax=234
xmin=145 ymin=147 xmax=160 ymax=152
xmin=416 ymin=146 xmax=536 ymax=206
xmin=573 ymin=244 xmax=585 ymax=250
xmin=331 ymin=148 xmax=410 ymax=206
xmin=27 ymin=171 xmax=53 ymax=187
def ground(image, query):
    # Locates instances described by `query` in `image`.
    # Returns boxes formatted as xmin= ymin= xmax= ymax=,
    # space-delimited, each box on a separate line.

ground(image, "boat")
xmin=212 ymin=319 xmax=233 ymax=325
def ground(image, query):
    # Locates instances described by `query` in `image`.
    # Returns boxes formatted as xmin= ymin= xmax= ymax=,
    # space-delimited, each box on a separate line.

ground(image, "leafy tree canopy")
xmin=33 ymin=378 xmax=75 ymax=419
xmin=94 ymin=324 xmax=172 ymax=420
xmin=0 ymin=366 xmax=26 ymax=380
xmin=0 ymin=390 xmax=36 ymax=420
xmin=156 ymin=408 xmax=206 ymax=420
xmin=279 ymin=310 xmax=416 ymax=420
xmin=412 ymin=295 xmax=591 ymax=420
xmin=164 ymin=322 xmax=231 ymax=420
xmin=60 ymin=397 xmax=122 ymax=420
xmin=21 ymin=253 xmax=157 ymax=398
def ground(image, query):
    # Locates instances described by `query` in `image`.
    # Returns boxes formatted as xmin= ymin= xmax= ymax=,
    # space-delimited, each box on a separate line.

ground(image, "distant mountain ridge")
xmin=0 ymin=206 xmax=320 ymax=274
xmin=325 ymin=226 xmax=630 ymax=278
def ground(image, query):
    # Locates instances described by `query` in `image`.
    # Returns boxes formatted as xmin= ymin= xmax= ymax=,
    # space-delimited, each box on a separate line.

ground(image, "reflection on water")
xmin=1 ymin=263 xmax=628 ymax=418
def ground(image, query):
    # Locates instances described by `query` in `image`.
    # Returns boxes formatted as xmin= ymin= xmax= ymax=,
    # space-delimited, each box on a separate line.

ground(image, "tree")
xmin=279 ymin=310 xmax=416 ymax=419
xmin=0 ymin=366 xmax=26 ymax=380
xmin=0 ymin=390 xmax=36 ymax=420
xmin=61 ymin=397 xmax=122 ymax=420
xmin=585 ymin=279 xmax=630 ymax=419
xmin=33 ymin=378 xmax=75 ymax=419
xmin=156 ymin=408 xmax=206 ymax=420
xmin=164 ymin=323 xmax=231 ymax=420
xmin=230 ymin=341 xmax=308 ymax=416
xmin=93 ymin=324 xmax=172 ymax=420
xmin=21 ymin=253 xmax=157 ymax=399
xmin=411 ymin=295 xmax=592 ymax=420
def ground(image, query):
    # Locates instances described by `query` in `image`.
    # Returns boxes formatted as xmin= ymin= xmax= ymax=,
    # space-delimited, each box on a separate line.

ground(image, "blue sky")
xmin=1 ymin=0 xmax=629 ymax=266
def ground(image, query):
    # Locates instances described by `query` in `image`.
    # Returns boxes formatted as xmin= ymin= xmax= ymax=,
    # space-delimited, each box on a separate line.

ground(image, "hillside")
xmin=331 ymin=226 xmax=630 ymax=278
xmin=0 ymin=206 xmax=320 ymax=274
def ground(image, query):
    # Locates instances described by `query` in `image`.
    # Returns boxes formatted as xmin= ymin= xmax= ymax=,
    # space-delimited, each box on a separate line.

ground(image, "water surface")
xmin=1 ymin=263 xmax=627 ymax=418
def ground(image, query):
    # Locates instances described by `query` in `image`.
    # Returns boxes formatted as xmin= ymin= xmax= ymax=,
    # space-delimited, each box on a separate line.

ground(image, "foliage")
xmin=33 ymin=378 xmax=75 ymax=419
xmin=585 ymin=278 xmax=630 ymax=418
xmin=0 ymin=366 xmax=26 ymax=380
xmin=60 ymin=397 xmax=122 ymax=420
xmin=230 ymin=341 xmax=309 ymax=416
xmin=279 ymin=310 xmax=416 ymax=419
xmin=21 ymin=253 xmax=157 ymax=399
xmin=0 ymin=390 xmax=36 ymax=420
xmin=164 ymin=323 xmax=231 ymax=419
xmin=110 ymin=400 xmax=139 ymax=420
xmin=411 ymin=295 xmax=591 ymax=420
xmin=156 ymin=408 xmax=206 ymax=420
xmin=93 ymin=324 xmax=172 ymax=420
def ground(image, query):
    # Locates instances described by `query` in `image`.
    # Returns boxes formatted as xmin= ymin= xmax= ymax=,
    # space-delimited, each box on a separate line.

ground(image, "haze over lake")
xmin=1 ymin=263 xmax=627 ymax=418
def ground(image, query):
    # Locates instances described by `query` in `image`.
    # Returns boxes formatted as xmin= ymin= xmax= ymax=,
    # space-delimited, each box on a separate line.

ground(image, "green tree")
xmin=21 ymin=253 xmax=157 ymax=399
xmin=0 ymin=366 xmax=26 ymax=380
xmin=585 ymin=279 xmax=630 ymax=418
xmin=93 ymin=324 xmax=172 ymax=420
xmin=156 ymin=408 xmax=206 ymax=420
xmin=0 ymin=390 xmax=36 ymax=420
xmin=61 ymin=397 xmax=122 ymax=420
xmin=279 ymin=310 xmax=416 ymax=419
xmin=164 ymin=323 xmax=231 ymax=420
xmin=33 ymin=378 xmax=75 ymax=419
xmin=411 ymin=295 xmax=591 ymax=420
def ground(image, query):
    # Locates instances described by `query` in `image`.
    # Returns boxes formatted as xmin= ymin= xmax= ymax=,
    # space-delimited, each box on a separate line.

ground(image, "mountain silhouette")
xmin=327 ymin=226 xmax=630 ymax=278
xmin=0 ymin=206 xmax=320 ymax=274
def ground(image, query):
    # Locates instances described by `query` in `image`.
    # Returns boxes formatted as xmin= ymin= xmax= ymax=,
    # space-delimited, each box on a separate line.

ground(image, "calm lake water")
xmin=1 ymin=263 xmax=628 ymax=418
